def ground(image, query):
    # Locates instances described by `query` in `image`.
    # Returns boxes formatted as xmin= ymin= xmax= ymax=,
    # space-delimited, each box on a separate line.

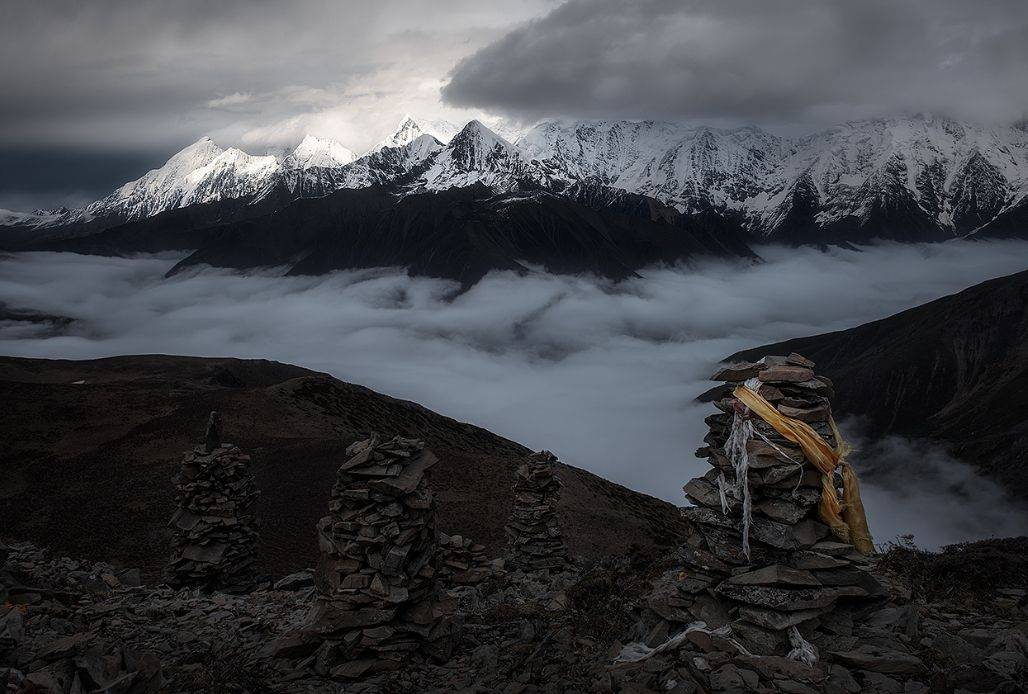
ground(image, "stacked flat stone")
xmin=662 ymin=354 xmax=883 ymax=655
xmin=166 ymin=412 xmax=259 ymax=592
xmin=303 ymin=435 xmax=457 ymax=680
xmin=436 ymin=533 xmax=502 ymax=585
xmin=505 ymin=451 xmax=571 ymax=571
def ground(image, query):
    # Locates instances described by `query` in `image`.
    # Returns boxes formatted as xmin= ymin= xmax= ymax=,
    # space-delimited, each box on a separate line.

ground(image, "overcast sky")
xmin=1 ymin=0 xmax=1026 ymax=209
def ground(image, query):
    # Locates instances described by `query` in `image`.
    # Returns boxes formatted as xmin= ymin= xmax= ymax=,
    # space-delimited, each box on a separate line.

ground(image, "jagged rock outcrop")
xmin=166 ymin=412 xmax=260 ymax=592
xmin=300 ymin=435 xmax=458 ymax=679
xmin=666 ymin=354 xmax=883 ymax=655
xmin=505 ymin=451 xmax=572 ymax=572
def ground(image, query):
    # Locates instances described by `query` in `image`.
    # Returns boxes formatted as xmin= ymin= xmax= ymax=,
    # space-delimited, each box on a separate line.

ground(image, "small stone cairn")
xmin=436 ymin=532 xmax=503 ymax=585
xmin=658 ymin=354 xmax=883 ymax=655
xmin=166 ymin=412 xmax=260 ymax=592
xmin=505 ymin=451 xmax=571 ymax=572
xmin=302 ymin=434 xmax=458 ymax=679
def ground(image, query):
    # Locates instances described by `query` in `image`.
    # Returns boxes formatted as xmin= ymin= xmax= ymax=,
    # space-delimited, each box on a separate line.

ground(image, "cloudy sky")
xmin=1 ymin=0 xmax=1026 ymax=209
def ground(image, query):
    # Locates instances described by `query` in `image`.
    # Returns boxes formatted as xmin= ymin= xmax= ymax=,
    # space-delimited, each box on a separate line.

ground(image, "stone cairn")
xmin=660 ymin=354 xmax=883 ymax=655
xmin=302 ymin=434 xmax=457 ymax=680
xmin=436 ymin=532 xmax=503 ymax=586
xmin=505 ymin=451 xmax=571 ymax=572
xmin=166 ymin=412 xmax=260 ymax=592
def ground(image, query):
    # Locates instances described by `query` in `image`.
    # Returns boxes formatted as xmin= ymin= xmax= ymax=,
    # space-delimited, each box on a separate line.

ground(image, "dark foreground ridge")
xmin=0 ymin=354 xmax=689 ymax=581
xmin=726 ymin=268 xmax=1028 ymax=497
xmin=3 ymin=351 xmax=1027 ymax=692
xmin=3 ymin=535 xmax=1025 ymax=693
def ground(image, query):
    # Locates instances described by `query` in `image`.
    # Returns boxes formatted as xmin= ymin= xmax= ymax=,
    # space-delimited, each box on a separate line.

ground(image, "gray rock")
xmin=758 ymin=365 xmax=815 ymax=383
xmin=737 ymin=606 xmax=823 ymax=631
xmin=826 ymin=664 xmax=861 ymax=694
xmin=274 ymin=570 xmax=315 ymax=591
xmin=861 ymin=671 xmax=902 ymax=693
xmin=709 ymin=664 xmax=748 ymax=691
xmin=716 ymin=583 xmax=849 ymax=611
xmin=829 ymin=647 xmax=925 ymax=675
xmin=727 ymin=564 xmax=819 ymax=587
xmin=712 ymin=363 xmax=762 ymax=382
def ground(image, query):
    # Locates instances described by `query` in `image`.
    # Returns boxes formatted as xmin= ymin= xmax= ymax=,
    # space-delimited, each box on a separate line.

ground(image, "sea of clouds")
xmin=2 ymin=239 xmax=1028 ymax=548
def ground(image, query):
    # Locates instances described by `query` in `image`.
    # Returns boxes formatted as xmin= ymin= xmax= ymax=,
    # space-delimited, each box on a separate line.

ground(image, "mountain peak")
xmin=415 ymin=118 xmax=530 ymax=191
xmin=371 ymin=115 xmax=459 ymax=154
xmin=289 ymin=134 xmax=357 ymax=169
xmin=450 ymin=120 xmax=510 ymax=151
xmin=141 ymin=137 xmax=225 ymax=183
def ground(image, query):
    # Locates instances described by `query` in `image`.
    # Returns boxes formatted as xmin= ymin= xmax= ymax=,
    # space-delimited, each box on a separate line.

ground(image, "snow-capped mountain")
xmin=517 ymin=115 xmax=1028 ymax=239
xmin=79 ymin=137 xmax=281 ymax=223
xmin=338 ymin=133 xmax=444 ymax=188
xmin=286 ymin=135 xmax=357 ymax=169
xmin=756 ymin=117 xmax=1028 ymax=239
xmin=369 ymin=115 xmax=459 ymax=153
xmin=517 ymin=120 xmax=786 ymax=216
xmin=417 ymin=120 xmax=536 ymax=190
xmin=5 ymin=114 xmax=1028 ymax=247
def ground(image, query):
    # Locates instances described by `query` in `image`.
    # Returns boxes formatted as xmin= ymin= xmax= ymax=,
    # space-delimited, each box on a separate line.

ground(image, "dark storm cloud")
xmin=0 ymin=0 xmax=550 ymax=151
xmin=0 ymin=0 xmax=552 ymax=209
xmin=0 ymin=148 xmax=168 ymax=212
xmin=443 ymin=0 xmax=1028 ymax=125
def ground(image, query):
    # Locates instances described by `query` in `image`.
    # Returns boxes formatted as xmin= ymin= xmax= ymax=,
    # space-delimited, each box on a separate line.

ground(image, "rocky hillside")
xmin=3 ymin=352 xmax=1028 ymax=693
xmin=0 ymin=355 xmax=689 ymax=582
xmin=728 ymin=269 xmax=1028 ymax=496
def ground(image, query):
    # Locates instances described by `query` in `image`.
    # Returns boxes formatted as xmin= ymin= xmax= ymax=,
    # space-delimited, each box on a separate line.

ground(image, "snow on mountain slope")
xmin=417 ymin=120 xmax=535 ymax=191
xmin=0 ymin=208 xmax=73 ymax=228
xmin=517 ymin=120 xmax=785 ymax=216
xmin=333 ymin=134 xmax=445 ymax=188
xmin=370 ymin=114 xmax=459 ymax=153
xmin=520 ymin=116 xmax=1028 ymax=238
xmin=8 ymin=115 xmax=1028 ymax=245
xmin=83 ymin=137 xmax=281 ymax=222
xmin=287 ymin=135 xmax=357 ymax=169
xmin=754 ymin=117 xmax=1028 ymax=238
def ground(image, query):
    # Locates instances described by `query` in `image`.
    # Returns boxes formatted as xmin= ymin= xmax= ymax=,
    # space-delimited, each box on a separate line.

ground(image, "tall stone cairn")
xmin=505 ymin=451 xmax=571 ymax=571
xmin=655 ymin=354 xmax=884 ymax=655
xmin=303 ymin=434 xmax=457 ymax=680
xmin=166 ymin=412 xmax=260 ymax=592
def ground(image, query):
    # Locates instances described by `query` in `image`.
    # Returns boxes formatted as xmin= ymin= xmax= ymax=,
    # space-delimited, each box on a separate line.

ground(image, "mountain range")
xmin=3 ymin=114 xmax=1027 ymax=264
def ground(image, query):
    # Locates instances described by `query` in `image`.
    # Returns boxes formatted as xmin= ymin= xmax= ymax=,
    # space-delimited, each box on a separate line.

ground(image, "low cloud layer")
xmin=444 ymin=0 xmax=1028 ymax=126
xmin=3 ymin=240 xmax=1028 ymax=547
xmin=847 ymin=426 xmax=1028 ymax=548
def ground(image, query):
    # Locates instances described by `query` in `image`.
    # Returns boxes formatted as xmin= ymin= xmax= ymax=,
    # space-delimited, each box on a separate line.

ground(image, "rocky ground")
xmin=4 ymin=354 xmax=1028 ymax=693
xmin=3 ymin=536 xmax=1026 ymax=693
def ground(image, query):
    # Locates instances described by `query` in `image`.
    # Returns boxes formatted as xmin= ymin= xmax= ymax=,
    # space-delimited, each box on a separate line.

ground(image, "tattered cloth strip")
xmin=612 ymin=622 xmax=751 ymax=666
xmin=732 ymin=385 xmax=874 ymax=555
xmin=786 ymin=625 xmax=818 ymax=666
xmin=725 ymin=412 xmax=755 ymax=559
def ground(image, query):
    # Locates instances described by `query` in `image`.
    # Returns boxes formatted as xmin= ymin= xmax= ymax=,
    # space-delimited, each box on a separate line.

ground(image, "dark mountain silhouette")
xmin=728 ymin=269 xmax=1028 ymax=495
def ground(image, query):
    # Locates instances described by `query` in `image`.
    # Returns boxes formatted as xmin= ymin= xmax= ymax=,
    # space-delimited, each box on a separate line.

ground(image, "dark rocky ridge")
xmin=727 ymin=269 xmax=1028 ymax=496
xmin=7 ymin=183 xmax=757 ymax=289
xmin=0 ymin=354 xmax=689 ymax=582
